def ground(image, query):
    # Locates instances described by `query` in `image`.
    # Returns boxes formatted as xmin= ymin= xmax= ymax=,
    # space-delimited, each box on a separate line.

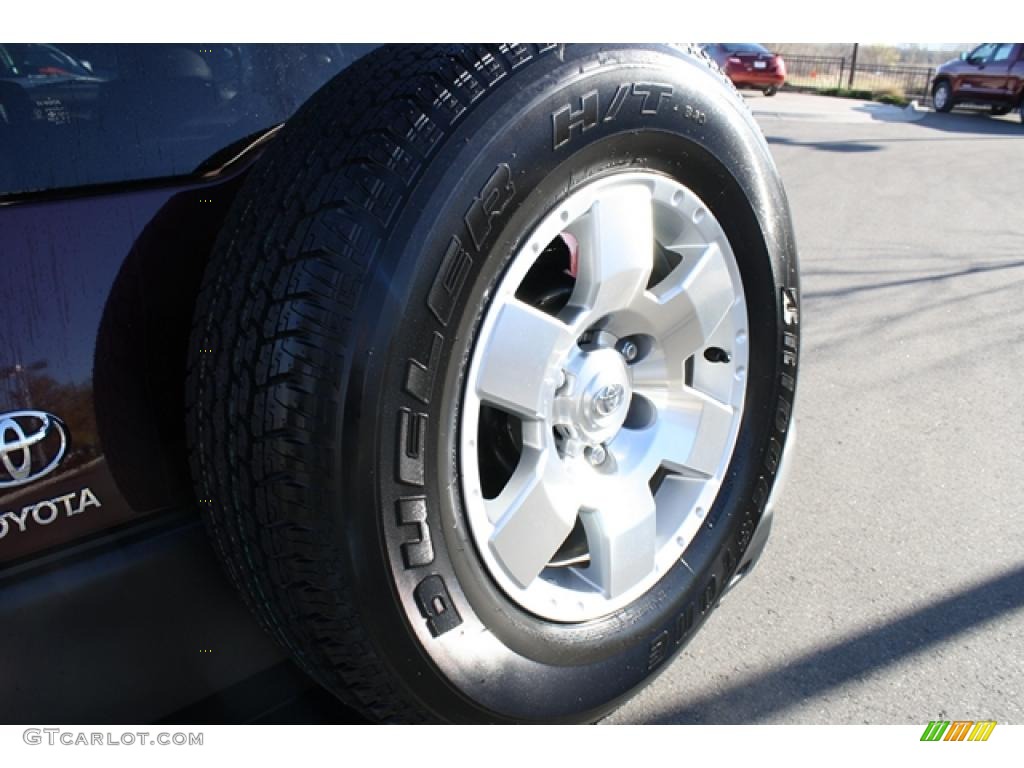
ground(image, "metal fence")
xmin=779 ymin=54 xmax=848 ymax=90
xmin=779 ymin=53 xmax=935 ymax=104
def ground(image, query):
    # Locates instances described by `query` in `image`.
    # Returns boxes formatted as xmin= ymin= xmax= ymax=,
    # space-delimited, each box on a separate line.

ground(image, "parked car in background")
xmin=702 ymin=43 xmax=786 ymax=96
xmin=931 ymin=43 xmax=1024 ymax=120
xmin=0 ymin=44 xmax=103 ymax=128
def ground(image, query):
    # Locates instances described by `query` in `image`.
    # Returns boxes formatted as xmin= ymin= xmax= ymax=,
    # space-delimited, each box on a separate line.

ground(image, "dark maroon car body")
xmin=0 ymin=44 xmax=377 ymax=723
xmin=932 ymin=43 xmax=1024 ymax=115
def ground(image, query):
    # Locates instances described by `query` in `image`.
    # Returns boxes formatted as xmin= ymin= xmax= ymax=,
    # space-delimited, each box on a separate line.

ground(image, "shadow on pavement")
xmin=638 ymin=563 xmax=1024 ymax=724
xmin=803 ymin=259 xmax=1024 ymax=301
xmin=803 ymin=269 xmax=1024 ymax=371
xmin=762 ymin=104 xmax=1022 ymax=147
xmin=913 ymin=110 xmax=1023 ymax=136
xmin=161 ymin=661 xmax=370 ymax=724
xmin=766 ymin=135 xmax=883 ymax=153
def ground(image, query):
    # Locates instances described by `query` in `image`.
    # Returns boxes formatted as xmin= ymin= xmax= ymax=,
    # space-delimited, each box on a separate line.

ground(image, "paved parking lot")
xmin=610 ymin=92 xmax=1024 ymax=724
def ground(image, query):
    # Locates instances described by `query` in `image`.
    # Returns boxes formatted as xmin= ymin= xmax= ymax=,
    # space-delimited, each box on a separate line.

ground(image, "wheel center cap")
xmin=593 ymin=383 xmax=626 ymax=418
xmin=554 ymin=347 xmax=632 ymax=448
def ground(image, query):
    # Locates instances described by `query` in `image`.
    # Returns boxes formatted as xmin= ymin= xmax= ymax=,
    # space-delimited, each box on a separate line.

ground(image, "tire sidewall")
xmin=340 ymin=45 xmax=800 ymax=722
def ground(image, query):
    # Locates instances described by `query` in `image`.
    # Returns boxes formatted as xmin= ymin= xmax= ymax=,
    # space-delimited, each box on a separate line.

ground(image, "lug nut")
xmin=618 ymin=339 xmax=639 ymax=363
xmin=703 ymin=347 xmax=731 ymax=364
xmin=586 ymin=444 xmax=608 ymax=467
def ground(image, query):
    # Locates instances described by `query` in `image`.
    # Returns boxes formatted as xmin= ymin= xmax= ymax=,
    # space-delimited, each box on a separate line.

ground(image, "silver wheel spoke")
xmin=645 ymin=388 xmax=735 ymax=477
xmin=580 ymin=483 xmax=657 ymax=599
xmin=642 ymin=242 xmax=735 ymax=363
xmin=475 ymin=298 xmax=575 ymax=419
xmin=568 ymin=184 xmax=655 ymax=326
xmin=487 ymin=447 xmax=580 ymax=588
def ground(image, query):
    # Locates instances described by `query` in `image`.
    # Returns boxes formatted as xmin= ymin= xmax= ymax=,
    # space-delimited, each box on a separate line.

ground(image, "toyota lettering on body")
xmin=0 ymin=488 xmax=102 ymax=540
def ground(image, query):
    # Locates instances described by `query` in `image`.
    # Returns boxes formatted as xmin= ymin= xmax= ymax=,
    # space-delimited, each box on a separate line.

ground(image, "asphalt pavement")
xmin=609 ymin=91 xmax=1024 ymax=724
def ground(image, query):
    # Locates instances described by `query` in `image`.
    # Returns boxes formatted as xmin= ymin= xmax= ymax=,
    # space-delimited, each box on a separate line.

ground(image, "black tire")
xmin=763 ymin=85 xmax=778 ymax=96
xmin=990 ymin=104 xmax=1011 ymax=116
xmin=933 ymin=79 xmax=954 ymax=112
xmin=187 ymin=43 xmax=800 ymax=723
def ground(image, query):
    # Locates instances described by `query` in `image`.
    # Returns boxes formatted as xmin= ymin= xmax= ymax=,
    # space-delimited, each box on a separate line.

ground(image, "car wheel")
xmin=990 ymin=104 xmax=1011 ymax=116
xmin=187 ymin=43 xmax=800 ymax=723
xmin=763 ymin=86 xmax=778 ymax=97
xmin=932 ymin=80 xmax=954 ymax=112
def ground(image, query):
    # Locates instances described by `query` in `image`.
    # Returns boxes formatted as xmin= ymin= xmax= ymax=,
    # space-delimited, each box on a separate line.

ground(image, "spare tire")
xmin=187 ymin=43 xmax=800 ymax=723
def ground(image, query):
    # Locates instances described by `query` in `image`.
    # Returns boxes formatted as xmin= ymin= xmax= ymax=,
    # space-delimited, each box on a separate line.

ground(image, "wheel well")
xmin=93 ymin=175 xmax=246 ymax=512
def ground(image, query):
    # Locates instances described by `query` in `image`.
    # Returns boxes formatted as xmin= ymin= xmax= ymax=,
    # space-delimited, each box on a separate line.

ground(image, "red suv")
xmin=932 ymin=43 xmax=1024 ymax=121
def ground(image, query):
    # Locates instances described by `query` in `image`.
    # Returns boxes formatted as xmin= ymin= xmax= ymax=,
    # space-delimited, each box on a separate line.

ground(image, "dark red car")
xmin=702 ymin=43 xmax=786 ymax=96
xmin=932 ymin=43 xmax=1024 ymax=120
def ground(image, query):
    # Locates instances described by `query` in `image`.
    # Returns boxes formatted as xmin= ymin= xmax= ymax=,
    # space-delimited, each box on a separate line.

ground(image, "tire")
xmin=990 ymin=104 xmax=1011 ymax=116
xmin=187 ymin=43 xmax=800 ymax=723
xmin=933 ymin=80 xmax=954 ymax=112
xmin=763 ymin=85 xmax=778 ymax=96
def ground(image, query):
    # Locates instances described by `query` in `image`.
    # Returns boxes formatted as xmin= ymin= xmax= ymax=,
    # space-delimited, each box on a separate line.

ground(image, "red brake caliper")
xmin=561 ymin=231 xmax=579 ymax=278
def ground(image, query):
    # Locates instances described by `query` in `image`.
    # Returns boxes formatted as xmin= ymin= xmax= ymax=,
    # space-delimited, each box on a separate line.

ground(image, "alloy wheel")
xmin=460 ymin=172 xmax=750 ymax=622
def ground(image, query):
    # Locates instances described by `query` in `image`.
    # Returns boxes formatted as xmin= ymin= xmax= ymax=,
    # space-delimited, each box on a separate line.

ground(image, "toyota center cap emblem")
xmin=593 ymin=384 xmax=626 ymax=417
xmin=0 ymin=411 xmax=68 ymax=489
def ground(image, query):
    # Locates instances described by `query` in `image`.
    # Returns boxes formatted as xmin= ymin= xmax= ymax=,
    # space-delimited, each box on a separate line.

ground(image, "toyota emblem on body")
xmin=593 ymin=384 xmax=626 ymax=417
xmin=0 ymin=411 xmax=68 ymax=489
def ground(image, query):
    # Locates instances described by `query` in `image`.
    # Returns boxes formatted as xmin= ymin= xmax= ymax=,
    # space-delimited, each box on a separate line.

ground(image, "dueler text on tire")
xmin=187 ymin=43 xmax=800 ymax=723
